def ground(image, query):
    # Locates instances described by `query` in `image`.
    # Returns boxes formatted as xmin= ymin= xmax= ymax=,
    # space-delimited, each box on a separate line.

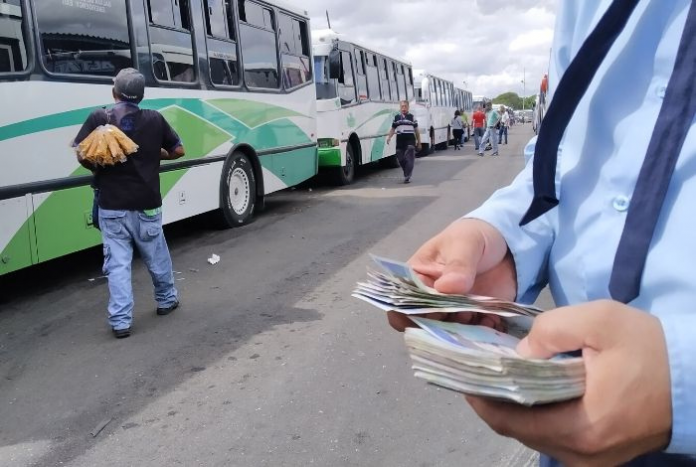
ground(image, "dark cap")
xmin=113 ymin=68 xmax=145 ymax=103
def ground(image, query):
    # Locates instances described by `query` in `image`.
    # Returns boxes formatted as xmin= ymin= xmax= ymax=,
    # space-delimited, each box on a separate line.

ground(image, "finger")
xmin=516 ymin=303 xmax=609 ymax=359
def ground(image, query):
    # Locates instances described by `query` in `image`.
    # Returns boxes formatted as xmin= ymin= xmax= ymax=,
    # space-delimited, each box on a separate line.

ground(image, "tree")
xmin=493 ymin=92 xmax=522 ymax=109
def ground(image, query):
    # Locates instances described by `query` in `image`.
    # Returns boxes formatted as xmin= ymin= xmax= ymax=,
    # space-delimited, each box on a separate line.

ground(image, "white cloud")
xmin=290 ymin=0 xmax=557 ymax=99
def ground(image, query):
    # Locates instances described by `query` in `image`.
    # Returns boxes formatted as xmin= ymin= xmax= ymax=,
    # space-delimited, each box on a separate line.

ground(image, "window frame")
xmin=147 ymin=0 xmax=199 ymax=87
xmin=277 ymin=10 xmax=312 ymax=92
xmin=30 ymin=0 xmax=135 ymax=82
xmin=204 ymin=0 xmax=242 ymax=90
xmin=0 ymin=0 xmax=35 ymax=79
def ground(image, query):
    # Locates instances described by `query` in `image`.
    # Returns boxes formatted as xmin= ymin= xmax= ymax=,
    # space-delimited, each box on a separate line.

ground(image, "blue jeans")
xmin=498 ymin=125 xmax=508 ymax=144
xmin=473 ymin=127 xmax=484 ymax=150
xmin=99 ymin=208 xmax=178 ymax=330
xmin=478 ymin=127 xmax=499 ymax=155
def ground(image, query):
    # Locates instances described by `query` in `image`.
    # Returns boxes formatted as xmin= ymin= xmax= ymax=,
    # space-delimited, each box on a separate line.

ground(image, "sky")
xmin=290 ymin=0 xmax=556 ymax=99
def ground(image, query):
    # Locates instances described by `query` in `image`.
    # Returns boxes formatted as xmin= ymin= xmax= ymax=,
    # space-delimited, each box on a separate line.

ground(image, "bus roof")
xmin=268 ymin=0 xmax=309 ymax=18
xmin=311 ymin=29 xmax=410 ymax=65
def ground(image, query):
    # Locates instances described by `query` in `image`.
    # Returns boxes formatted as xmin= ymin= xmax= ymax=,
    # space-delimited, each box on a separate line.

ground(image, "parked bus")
xmin=453 ymin=86 xmax=473 ymax=141
xmin=412 ymin=70 xmax=456 ymax=155
xmin=0 ymin=0 xmax=318 ymax=276
xmin=312 ymin=29 xmax=413 ymax=185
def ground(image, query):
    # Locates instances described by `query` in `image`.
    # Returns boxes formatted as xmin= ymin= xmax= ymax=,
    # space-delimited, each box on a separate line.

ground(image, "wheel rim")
xmin=229 ymin=167 xmax=251 ymax=215
xmin=343 ymin=149 xmax=353 ymax=178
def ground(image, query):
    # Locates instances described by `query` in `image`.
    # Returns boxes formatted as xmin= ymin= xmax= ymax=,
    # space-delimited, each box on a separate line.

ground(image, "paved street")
xmin=0 ymin=124 xmax=543 ymax=467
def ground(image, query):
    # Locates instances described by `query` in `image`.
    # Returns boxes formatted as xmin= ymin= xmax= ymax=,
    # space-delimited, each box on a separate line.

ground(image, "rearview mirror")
xmin=328 ymin=49 xmax=341 ymax=79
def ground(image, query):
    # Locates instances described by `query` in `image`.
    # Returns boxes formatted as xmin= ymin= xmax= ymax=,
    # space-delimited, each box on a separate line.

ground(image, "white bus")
xmin=312 ymin=29 xmax=414 ymax=185
xmin=453 ymin=86 xmax=473 ymax=141
xmin=412 ymin=70 xmax=456 ymax=155
xmin=0 ymin=0 xmax=318 ymax=276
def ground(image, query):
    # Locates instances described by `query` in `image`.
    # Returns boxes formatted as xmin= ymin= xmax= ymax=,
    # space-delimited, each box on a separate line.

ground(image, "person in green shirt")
xmin=477 ymin=101 xmax=500 ymax=157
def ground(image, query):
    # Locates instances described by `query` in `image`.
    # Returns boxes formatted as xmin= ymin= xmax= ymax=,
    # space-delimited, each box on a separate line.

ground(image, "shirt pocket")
xmin=137 ymin=212 xmax=163 ymax=239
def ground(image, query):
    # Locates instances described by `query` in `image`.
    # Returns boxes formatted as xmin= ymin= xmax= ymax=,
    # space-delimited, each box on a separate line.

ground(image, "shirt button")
xmin=657 ymin=85 xmax=667 ymax=99
xmin=613 ymin=196 xmax=630 ymax=212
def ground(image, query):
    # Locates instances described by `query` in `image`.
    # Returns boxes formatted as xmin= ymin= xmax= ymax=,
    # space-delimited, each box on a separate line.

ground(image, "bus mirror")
xmin=328 ymin=50 xmax=341 ymax=79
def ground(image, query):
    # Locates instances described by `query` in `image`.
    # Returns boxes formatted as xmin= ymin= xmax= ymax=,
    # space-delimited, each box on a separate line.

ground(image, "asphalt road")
xmin=0 ymin=124 xmax=543 ymax=467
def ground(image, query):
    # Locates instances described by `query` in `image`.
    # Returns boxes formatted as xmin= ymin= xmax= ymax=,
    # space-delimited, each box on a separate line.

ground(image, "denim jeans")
xmin=99 ymin=208 xmax=178 ymax=330
xmin=498 ymin=125 xmax=508 ymax=144
xmin=473 ymin=127 xmax=484 ymax=150
xmin=478 ymin=127 xmax=499 ymax=155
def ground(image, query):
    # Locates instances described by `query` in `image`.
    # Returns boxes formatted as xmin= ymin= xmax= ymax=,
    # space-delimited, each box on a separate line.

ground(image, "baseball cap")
xmin=113 ymin=68 xmax=145 ymax=103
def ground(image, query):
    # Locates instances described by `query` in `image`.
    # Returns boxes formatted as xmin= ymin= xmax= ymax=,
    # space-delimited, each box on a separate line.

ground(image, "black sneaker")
xmin=113 ymin=327 xmax=131 ymax=339
xmin=157 ymin=300 xmax=180 ymax=316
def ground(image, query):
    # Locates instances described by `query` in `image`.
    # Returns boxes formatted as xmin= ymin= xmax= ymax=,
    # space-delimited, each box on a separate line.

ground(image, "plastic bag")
xmin=76 ymin=125 xmax=139 ymax=166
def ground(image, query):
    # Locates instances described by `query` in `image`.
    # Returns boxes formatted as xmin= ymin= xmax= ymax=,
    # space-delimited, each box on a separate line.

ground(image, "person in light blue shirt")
xmin=388 ymin=1 xmax=696 ymax=465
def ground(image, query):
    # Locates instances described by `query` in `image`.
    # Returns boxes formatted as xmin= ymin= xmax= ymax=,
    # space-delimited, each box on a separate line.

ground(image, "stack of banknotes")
xmin=353 ymin=255 xmax=585 ymax=406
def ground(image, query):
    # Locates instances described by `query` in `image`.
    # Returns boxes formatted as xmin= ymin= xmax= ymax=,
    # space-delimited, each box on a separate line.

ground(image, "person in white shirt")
xmin=498 ymin=106 xmax=510 ymax=145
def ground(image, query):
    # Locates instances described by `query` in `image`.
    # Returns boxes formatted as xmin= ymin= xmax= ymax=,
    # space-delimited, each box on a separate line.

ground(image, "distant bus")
xmin=412 ymin=70 xmax=457 ymax=155
xmin=0 ymin=0 xmax=318 ymax=276
xmin=312 ymin=29 xmax=413 ymax=184
xmin=453 ymin=87 xmax=473 ymax=140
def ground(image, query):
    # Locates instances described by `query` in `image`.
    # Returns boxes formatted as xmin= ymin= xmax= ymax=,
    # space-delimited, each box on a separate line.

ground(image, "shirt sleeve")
xmin=391 ymin=115 xmax=399 ymax=129
xmin=659 ymin=314 xmax=696 ymax=454
xmin=160 ymin=113 xmax=182 ymax=152
xmin=73 ymin=110 xmax=106 ymax=146
xmin=464 ymin=139 xmax=559 ymax=304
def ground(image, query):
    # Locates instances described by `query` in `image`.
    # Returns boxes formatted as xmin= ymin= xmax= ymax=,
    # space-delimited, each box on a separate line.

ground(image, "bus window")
xmin=338 ymin=51 xmax=356 ymax=105
xmin=354 ymin=49 xmax=367 ymax=101
xmin=148 ymin=0 xmax=191 ymax=30
xmin=239 ymin=1 xmax=279 ymax=89
xmin=278 ymin=13 xmax=311 ymax=89
xmin=396 ymin=64 xmax=406 ymax=100
xmin=0 ymin=0 xmax=29 ymax=73
xmin=379 ymin=57 xmax=390 ymax=101
xmin=205 ymin=0 xmax=240 ymax=86
xmin=365 ymin=53 xmax=380 ymax=101
xmin=406 ymin=67 xmax=414 ymax=100
xmin=388 ymin=60 xmax=398 ymax=101
xmin=35 ymin=0 xmax=132 ymax=77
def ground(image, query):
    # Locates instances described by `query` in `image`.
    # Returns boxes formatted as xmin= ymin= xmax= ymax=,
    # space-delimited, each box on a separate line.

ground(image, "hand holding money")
xmin=467 ymin=301 xmax=672 ymax=466
xmin=388 ymin=218 xmax=516 ymax=332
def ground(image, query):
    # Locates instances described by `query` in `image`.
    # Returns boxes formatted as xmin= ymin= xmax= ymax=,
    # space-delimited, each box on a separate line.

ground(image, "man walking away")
xmin=74 ymin=68 xmax=186 ymax=339
xmin=451 ymin=110 xmax=465 ymax=150
xmin=387 ymin=100 xmax=421 ymax=183
xmin=471 ymin=105 xmax=486 ymax=151
xmin=477 ymin=101 xmax=500 ymax=157
xmin=498 ymin=105 xmax=509 ymax=145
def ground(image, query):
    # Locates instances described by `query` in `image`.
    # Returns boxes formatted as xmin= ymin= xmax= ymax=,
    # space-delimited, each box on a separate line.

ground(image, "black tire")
xmin=332 ymin=142 xmax=356 ymax=185
xmin=380 ymin=154 xmax=400 ymax=169
xmin=215 ymin=151 xmax=257 ymax=227
xmin=416 ymin=143 xmax=431 ymax=158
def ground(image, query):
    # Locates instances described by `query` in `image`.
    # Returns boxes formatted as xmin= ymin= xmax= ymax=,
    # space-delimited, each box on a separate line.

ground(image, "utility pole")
xmin=521 ymin=67 xmax=526 ymax=122
xmin=326 ymin=10 xmax=331 ymax=29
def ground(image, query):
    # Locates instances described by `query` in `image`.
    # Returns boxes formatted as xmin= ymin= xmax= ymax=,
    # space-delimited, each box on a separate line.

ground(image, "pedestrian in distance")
xmin=387 ymin=100 xmax=421 ymax=184
xmin=451 ymin=110 xmax=465 ymax=150
xmin=477 ymin=101 xmax=500 ymax=157
xmin=498 ymin=105 xmax=509 ymax=145
xmin=74 ymin=68 xmax=185 ymax=339
xmin=387 ymin=1 xmax=696 ymax=465
xmin=471 ymin=105 xmax=486 ymax=151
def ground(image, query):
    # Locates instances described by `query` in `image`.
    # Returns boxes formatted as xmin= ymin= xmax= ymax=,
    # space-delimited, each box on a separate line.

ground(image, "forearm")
xmin=161 ymin=147 xmax=185 ymax=160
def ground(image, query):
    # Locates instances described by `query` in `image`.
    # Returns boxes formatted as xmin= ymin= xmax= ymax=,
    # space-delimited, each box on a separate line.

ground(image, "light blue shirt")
xmin=467 ymin=0 xmax=696 ymax=456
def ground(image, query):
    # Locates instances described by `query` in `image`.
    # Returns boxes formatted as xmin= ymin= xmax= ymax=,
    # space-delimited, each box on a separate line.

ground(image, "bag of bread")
xmin=76 ymin=124 xmax=139 ymax=166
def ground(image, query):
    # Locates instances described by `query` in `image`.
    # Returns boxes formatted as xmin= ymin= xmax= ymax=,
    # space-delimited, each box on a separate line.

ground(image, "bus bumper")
xmin=318 ymin=147 xmax=342 ymax=167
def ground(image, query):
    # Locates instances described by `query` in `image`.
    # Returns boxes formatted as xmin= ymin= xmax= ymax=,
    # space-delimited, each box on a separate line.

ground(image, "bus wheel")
xmin=333 ymin=143 xmax=355 ymax=185
xmin=216 ymin=151 xmax=257 ymax=227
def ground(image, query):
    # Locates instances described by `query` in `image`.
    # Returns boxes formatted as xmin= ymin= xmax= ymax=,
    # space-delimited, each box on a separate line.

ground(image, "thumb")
xmin=432 ymin=240 xmax=484 ymax=295
xmin=516 ymin=304 xmax=606 ymax=359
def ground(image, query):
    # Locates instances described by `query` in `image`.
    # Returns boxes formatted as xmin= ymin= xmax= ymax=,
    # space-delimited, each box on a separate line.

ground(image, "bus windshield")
xmin=314 ymin=55 xmax=337 ymax=100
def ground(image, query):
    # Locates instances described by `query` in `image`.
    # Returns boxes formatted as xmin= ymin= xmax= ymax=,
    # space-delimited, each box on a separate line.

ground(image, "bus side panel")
xmin=32 ymin=187 xmax=102 ymax=264
xmin=0 ymin=197 xmax=35 ymax=275
xmin=260 ymin=146 xmax=317 ymax=195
